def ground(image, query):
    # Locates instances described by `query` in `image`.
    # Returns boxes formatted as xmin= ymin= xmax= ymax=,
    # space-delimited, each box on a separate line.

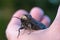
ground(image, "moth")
xmin=17 ymin=14 xmax=47 ymax=37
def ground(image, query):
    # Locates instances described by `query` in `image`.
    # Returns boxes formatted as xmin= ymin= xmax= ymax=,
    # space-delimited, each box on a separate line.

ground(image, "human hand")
xmin=6 ymin=5 xmax=60 ymax=40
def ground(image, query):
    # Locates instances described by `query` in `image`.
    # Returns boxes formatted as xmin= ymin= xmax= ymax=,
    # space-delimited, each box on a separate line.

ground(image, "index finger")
xmin=6 ymin=10 xmax=28 ymax=38
xmin=8 ymin=10 xmax=28 ymax=27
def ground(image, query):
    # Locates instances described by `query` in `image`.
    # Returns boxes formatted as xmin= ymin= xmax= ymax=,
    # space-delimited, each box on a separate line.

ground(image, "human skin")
xmin=6 ymin=5 xmax=60 ymax=40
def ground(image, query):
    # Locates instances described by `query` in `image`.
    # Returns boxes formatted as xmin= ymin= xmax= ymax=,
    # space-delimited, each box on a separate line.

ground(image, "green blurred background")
xmin=0 ymin=0 xmax=60 ymax=40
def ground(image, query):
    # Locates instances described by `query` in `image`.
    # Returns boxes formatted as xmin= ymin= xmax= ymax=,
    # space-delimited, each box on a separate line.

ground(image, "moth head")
xmin=21 ymin=15 xmax=28 ymax=20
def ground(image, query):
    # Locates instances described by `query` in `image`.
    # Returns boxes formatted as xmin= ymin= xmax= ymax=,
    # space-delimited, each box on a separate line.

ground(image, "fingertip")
xmin=13 ymin=9 xmax=28 ymax=18
xmin=30 ymin=7 xmax=44 ymax=14
xmin=41 ymin=15 xmax=51 ymax=27
xmin=30 ymin=7 xmax=44 ymax=21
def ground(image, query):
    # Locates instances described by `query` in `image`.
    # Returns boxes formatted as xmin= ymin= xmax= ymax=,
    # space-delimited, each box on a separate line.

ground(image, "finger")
xmin=8 ymin=10 xmax=28 ymax=27
xmin=30 ymin=7 xmax=44 ymax=21
xmin=6 ymin=10 xmax=28 ymax=38
xmin=41 ymin=15 xmax=51 ymax=27
xmin=6 ymin=10 xmax=28 ymax=32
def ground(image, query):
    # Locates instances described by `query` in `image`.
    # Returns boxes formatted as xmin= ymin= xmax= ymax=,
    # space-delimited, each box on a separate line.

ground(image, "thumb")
xmin=49 ymin=5 xmax=60 ymax=31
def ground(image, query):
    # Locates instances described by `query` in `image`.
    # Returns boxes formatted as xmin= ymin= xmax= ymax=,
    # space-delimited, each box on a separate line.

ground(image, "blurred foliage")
xmin=0 ymin=0 xmax=60 ymax=40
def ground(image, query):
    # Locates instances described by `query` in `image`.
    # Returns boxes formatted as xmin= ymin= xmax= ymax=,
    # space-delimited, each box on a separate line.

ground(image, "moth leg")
xmin=17 ymin=24 xmax=24 ymax=38
xmin=27 ymin=23 xmax=32 ymax=34
xmin=21 ymin=26 xmax=26 ymax=35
